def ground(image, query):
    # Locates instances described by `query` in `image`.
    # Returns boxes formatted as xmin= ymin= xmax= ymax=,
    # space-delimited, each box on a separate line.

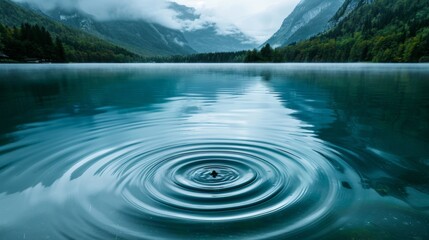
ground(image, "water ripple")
xmin=0 ymin=76 xmax=366 ymax=239
xmin=52 ymin=137 xmax=357 ymax=239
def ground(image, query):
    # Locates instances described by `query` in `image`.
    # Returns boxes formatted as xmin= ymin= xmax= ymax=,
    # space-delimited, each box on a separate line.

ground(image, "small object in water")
xmin=210 ymin=170 xmax=218 ymax=178
xmin=342 ymin=181 xmax=352 ymax=190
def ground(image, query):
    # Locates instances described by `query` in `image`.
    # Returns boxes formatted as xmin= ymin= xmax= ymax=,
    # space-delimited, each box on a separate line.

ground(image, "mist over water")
xmin=0 ymin=64 xmax=429 ymax=239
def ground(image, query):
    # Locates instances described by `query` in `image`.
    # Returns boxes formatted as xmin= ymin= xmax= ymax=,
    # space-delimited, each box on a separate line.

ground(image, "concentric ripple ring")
xmin=61 ymin=137 xmax=357 ymax=239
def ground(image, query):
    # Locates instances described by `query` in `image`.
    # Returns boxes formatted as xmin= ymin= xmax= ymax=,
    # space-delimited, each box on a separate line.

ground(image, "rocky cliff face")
xmin=265 ymin=0 xmax=345 ymax=47
xmin=330 ymin=0 xmax=374 ymax=25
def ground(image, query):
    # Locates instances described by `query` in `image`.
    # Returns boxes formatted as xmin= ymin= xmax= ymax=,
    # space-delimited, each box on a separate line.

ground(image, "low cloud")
xmin=174 ymin=0 xmax=301 ymax=42
xmin=13 ymin=0 xmax=301 ymax=43
xmin=13 ymin=0 xmax=183 ymax=29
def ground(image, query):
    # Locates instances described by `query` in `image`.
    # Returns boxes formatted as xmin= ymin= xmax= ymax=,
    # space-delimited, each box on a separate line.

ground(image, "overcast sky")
xmin=174 ymin=0 xmax=301 ymax=42
xmin=14 ymin=0 xmax=301 ymax=43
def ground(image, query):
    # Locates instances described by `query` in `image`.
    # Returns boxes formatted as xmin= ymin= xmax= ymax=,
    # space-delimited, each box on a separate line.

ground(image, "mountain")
xmin=0 ymin=0 xmax=138 ymax=62
xmin=182 ymin=28 xmax=256 ymax=53
xmin=10 ymin=0 xmax=255 ymax=56
xmin=250 ymin=0 xmax=429 ymax=63
xmin=265 ymin=0 xmax=345 ymax=48
xmin=170 ymin=3 xmax=258 ymax=53
xmin=25 ymin=7 xmax=196 ymax=57
xmin=331 ymin=0 xmax=374 ymax=24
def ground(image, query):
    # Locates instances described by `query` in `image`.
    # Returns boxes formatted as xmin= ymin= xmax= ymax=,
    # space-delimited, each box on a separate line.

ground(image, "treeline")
xmin=152 ymin=0 xmax=429 ymax=63
xmin=244 ymin=0 xmax=429 ymax=63
xmin=62 ymin=34 xmax=140 ymax=63
xmin=0 ymin=23 xmax=65 ymax=62
xmin=0 ymin=0 xmax=141 ymax=63
xmin=0 ymin=23 xmax=141 ymax=63
xmin=145 ymin=51 xmax=247 ymax=63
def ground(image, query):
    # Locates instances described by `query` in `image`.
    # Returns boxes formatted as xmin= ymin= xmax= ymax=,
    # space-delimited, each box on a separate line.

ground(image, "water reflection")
xmin=0 ymin=64 xmax=428 ymax=239
xmin=265 ymin=69 xmax=429 ymax=206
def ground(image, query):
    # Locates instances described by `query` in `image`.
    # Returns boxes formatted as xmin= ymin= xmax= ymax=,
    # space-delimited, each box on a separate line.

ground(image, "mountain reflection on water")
xmin=0 ymin=64 xmax=428 ymax=239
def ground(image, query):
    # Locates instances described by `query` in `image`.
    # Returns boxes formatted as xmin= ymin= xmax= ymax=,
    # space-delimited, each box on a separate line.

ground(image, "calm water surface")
xmin=1 ymin=64 xmax=429 ymax=239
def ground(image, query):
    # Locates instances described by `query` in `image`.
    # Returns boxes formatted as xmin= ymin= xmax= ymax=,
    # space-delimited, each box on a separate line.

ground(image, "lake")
xmin=1 ymin=63 xmax=429 ymax=239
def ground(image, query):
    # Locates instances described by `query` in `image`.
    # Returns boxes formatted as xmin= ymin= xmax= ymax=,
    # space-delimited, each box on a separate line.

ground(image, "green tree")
xmin=273 ymin=0 xmax=429 ymax=63
xmin=54 ymin=37 xmax=66 ymax=63
xmin=260 ymin=43 xmax=273 ymax=61
xmin=244 ymin=49 xmax=261 ymax=62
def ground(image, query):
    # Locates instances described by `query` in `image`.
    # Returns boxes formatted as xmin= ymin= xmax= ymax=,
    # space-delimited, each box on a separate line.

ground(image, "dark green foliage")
xmin=55 ymin=38 xmax=66 ymax=63
xmin=420 ymin=56 xmax=429 ymax=62
xmin=260 ymin=44 xmax=273 ymax=60
xmin=0 ymin=23 xmax=7 ymax=52
xmin=147 ymin=51 xmax=247 ymax=63
xmin=245 ymin=0 xmax=429 ymax=63
xmin=243 ymin=44 xmax=275 ymax=63
xmin=0 ymin=23 xmax=67 ymax=62
xmin=0 ymin=0 xmax=140 ymax=62
xmin=244 ymin=49 xmax=262 ymax=63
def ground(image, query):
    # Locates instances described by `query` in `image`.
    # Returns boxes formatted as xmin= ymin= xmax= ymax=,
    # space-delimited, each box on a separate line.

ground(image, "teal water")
xmin=0 ymin=64 xmax=429 ymax=239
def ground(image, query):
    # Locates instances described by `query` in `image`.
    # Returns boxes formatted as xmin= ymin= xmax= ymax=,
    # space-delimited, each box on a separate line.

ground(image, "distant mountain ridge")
xmin=29 ymin=7 xmax=196 ymax=56
xmin=7 ymin=0 xmax=257 ymax=57
xmin=18 ymin=1 xmax=257 ymax=56
xmin=265 ymin=0 xmax=345 ymax=47
xmin=170 ymin=3 xmax=258 ymax=53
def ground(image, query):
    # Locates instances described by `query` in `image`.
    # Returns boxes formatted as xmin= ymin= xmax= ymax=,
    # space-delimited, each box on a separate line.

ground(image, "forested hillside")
xmin=44 ymin=8 xmax=196 ymax=56
xmin=0 ymin=0 xmax=139 ymax=62
xmin=264 ymin=0 xmax=429 ymax=62
xmin=0 ymin=23 xmax=65 ymax=62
